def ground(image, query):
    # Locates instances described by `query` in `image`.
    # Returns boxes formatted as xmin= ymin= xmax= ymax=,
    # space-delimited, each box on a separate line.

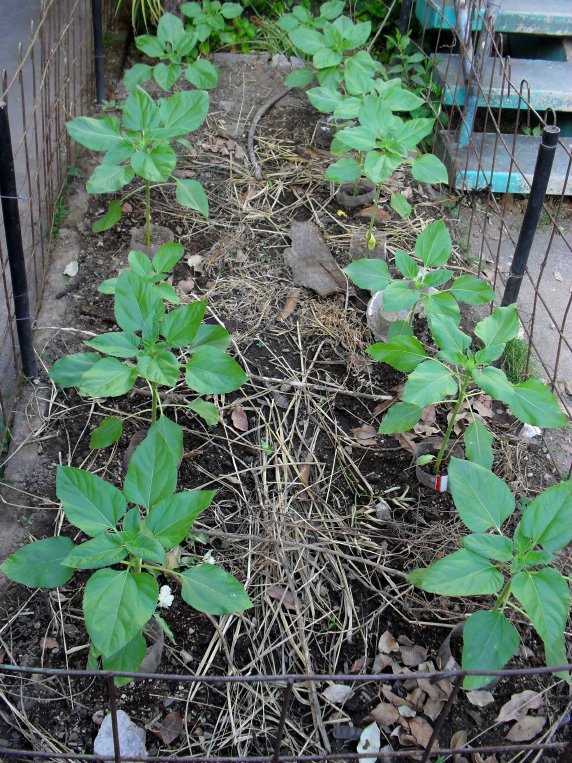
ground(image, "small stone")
xmin=519 ymin=423 xmax=542 ymax=440
xmin=94 ymin=710 xmax=147 ymax=759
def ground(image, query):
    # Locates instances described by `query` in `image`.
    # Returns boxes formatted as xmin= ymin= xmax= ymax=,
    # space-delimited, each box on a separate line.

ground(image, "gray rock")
xmin=94 ymin=710 xmax=148 ymax=761
xmin=366 ymin=291 xmax=409 ymax=341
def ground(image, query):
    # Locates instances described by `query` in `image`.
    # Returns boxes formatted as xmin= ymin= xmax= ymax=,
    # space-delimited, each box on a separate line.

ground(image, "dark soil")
xmin=0 ymin=48 xmax=570 ymax=763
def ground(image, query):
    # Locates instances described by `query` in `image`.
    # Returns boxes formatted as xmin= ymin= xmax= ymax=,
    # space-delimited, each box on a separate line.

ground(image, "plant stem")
xmin=366 ymin=183 xmax=382 ymax=247
xmin=433 ymin=370 xmax=470 ymax=474
xmin=493 ymin=581 xmax=511 ymax=611
xmin=151 ymin=382 xmax=158 ymax=424
xmin=352 ymin=153 xmax=363 ymax=197
xmin=145 ymin=179 xmax=151 ymax=247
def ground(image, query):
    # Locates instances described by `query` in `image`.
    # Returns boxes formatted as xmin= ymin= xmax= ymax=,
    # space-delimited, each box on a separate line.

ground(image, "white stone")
xmin=519 ymin=423 xmax=542 ymax=439
xmin=94 ymin=710 xmax=147 ymax=760
xmin=366 ymin=291 xmax=409 ymax=342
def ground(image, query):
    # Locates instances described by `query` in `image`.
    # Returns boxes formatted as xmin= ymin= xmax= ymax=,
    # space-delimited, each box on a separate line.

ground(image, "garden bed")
xmin=0 ymin=50 xmax=570 ymax=762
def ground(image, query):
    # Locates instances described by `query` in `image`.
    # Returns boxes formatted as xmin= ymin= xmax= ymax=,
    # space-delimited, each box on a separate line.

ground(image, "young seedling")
xmin=408 ymin=459 xmax=572 ymax=689
xmin=66 ymin=86 xmax=209 ymax=246
xmin=0 ymin=418 xmax=252 ymax=684
xmin=344 ymin=220 xmax=495 ymax=327
xmin=50 ymin=265 xmax=247 ymax=439
xmin=124 ymin=12 xmax=220 ymax=92
xmin=181 ymin=1 xmax=248 ymax=55
xmin=371 ymin=304 xmax=567 ymax=475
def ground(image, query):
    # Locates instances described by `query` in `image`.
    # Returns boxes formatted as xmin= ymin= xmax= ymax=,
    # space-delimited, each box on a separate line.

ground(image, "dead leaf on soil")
xmin=373 ymin=398 xmax=393 ymax=416
xmin=472 ymin=395 xmax=494 ymax=418
xmin=351 ymin=424 xmax=378 ymax=447
xmin=178 ymin=278 xmax=195 ymax=294
xmin=394 ymin=432 xmax=418 ymax=453
xmin=265 ymin=585 xmax=299 ymax=611
xmin=405 ymin=716 xmax=434 ymax=748
xmin=417 ymin=676 xmax=446 ymax=701
xmin=276 ymin=288 xmax=301 ymax=322
xmin=400 ymin=644 xmax=428 ymax=667
xmin=407 ymin=687 xmax=426 ymax=710
xmin=381 ymin=685 xmax=410 ymax=708
xmin=378 ymin=630 xmax=400 ymax=654
xmin=121 ymin=202 xmax=133 ymax=213
xmin=148 ymin=711 xmax=184 ymax=745
xmin=355 ymin=205 xmax=390 ymax=222
xmin=369 ymin=701 xmax=399 ymax=726
xmin=451 ymin=729 xmax=468 ymax=750
xmin=350 ymin=656 xmax=372 ymax=673
xmin=231 ymin=405 xmax=249 ymax=432
xmin=298 ymin=451 xmax=314 ymax=488
xmin=466 ymin=690 xmax=494 ymax=707
xmin=505 ymin=715 xmax=546 ymax=742
xmin=40 ymin=637 xmax=59 ymax=650
xmin=282 ymin=220 xmax=348 ymax=297
xmin=496 ymin=690 xmax=544 ymax=723
xmin=423 ymin=698 xmax=445 ymax=720
xmin=322 ymin=683 xmax=353 ymax=704
xmin=165 ymin=546 xmax=181 ymax=570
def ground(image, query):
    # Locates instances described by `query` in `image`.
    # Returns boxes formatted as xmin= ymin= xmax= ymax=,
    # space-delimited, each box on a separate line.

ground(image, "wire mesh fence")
xmin=403 ymin=0 xmax=572 ymax=422
xmin=0 ymin=0 xmax=114 ymax=435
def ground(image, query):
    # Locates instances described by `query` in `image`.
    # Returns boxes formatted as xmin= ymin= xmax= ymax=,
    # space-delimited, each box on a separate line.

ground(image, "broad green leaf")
xmin=135 ymin=33 xmax=165 ymax=57
xmin=517 ymin=480 xmax=572 ymax=552
xmin=390 ymin=193 xmax=412 ymax=220
xmin=98 ymin=277 xmax=118 ymax=295
xmin=379 ymin=402 xmax=423 ymax=434
xmin=185 ymin=59 xmax=219 ymax=89
xmin=122 ymin=507 xmax=141 ymax=541
xmin=383 ymin=87 xmax=424 ymax=112
xmin=393 ymin=251 xmax=418 ymax=279
xmin=156 ymin=11 xmax=185 ymax=42
xmin=471 ymin=366 xmax=514 ymax=403
xmin=66 ymin=116 xmax=123 ymax=151
xmin=56 ymin=465 xmax=127 ymax=536
xmin=344 ymin=50 xmax=379 ymax=95
xmin=450 ymin=275 xmax=495 ymax=305
xmin=343 ymin=259 xmax=390 ymax=290
xmin=511 ymin=568 xmax=569 ymax=666
xmin=307 ymin=86 xmax=341 ymax=114
xmin=137 ymin=350 xmax=180 ymax=387
xmin=449 ymin=458 xmax=514 ymax=532
xmin=83 ymin=569 xmax=158 ymax=657
xmin=333 ymin=96 xmax=362 ymax=119
xmin=63 ymin=533 xmax=128 ymax=570
xmin=123 ymin=63 xmax=153 ymax=90
xmin=1 ymin=537 xmax=75 ymax=588
xmin=84 ymin=331 xmax=140 ymax=358
xmin=220 ymin=2 xmax=243 ymax=19
xmin=185 ymin=346 xmax=248 ymax=394
xmin=387 ymin=320 xmax=414 ymax=338
xmin=78 ymin=357 xmax=138 ymax=398
xmin=131 ymin=143 xmax=176 ymax=181
xmin=336 ymin=125 xmax=378 ymax=152
xmin=411 ymin=153 xmax=448 ymax=184
xmin=161 ymin=301 xmax=206 ymax=347
xmin=319 ymin=0 xmax=345 ymax=20
xmin=284 ymin=68 xmax=314 ymax=87
xmin=89 ymin=416 xmax=124 ymax=450
xmin=398 ymin=117 xmax=434 ymax=148
xmin=429 ymin=315 xmax=471 ymax=362
xmin=367 ymin=335 xmax=427 ymax=372
xmin=289 ymin=27 xmax=324 ymax=55
xmin=115 ymin=271 xmax=165 ymax=340
xmin=325 ymin=157 xmax=362 ymax=183
xmin=128 ymin=250 xmax=153 ymax=278
xmin=475 ymin=304 xmax=519 ymax=348
xmin=407 ymin=549 xmax=503 ymax=595
xmin=423 ymin=291 xmax=460 ymax=324
xmin=152 ymin=242 xmax=185 ymax=274
xmin=158 ymin=89 xmax=209 ymax=136
xmin=464 ymin=420 xmax=494 ymax=469
xmin=147 ymin=489 xmax=216 ymax=548
xmin=313 ymin=47 xmax=342 ymax=69
xmin=124 ymin=418 xmax=183 ymax=509
xmin=93 ymin=199 xmax=123 ymax=233
xmin=415 ymin=220 xmax=451 ymax=267
xmin=125 ymin=534 xmax=166 ymax=564
xmin=423 ymin=268 xmax=453 ymax=287
xmin=188 ymin=398 xmax=220 ymax=425
xmin=123 ymin=87 xmax=161 ymax=132
xmin=338 ymin=19 xmax=370 ymax=49
xmin=416 ymin=454 xmax=435 ymax=466
xmin=508 ymin=379 xmax=567 ymax=428
xmin=522 ymin=550 xmax=555 ymax=567
xmin=154 ymin=282 xmax=179 ymax=303
xmin=50 ymin=353 xmax=100 ymax=387
xmin=154 ymin=62 xmax=182 ymax=91
xmin=175 ymin=178 xmax=209 ymax=218
xmin=359 ymin=94 xmax=395 ymax=136
xmin=461 ymin=533 xmax=513 ymax=562
xmin=87 ymin=164 xmax=134 ymax=194
xmin=103 ymin=632 xmax=146 ymax=687
xmin=382 ymin=280 xmax=421 ymax=312
xmin=403 ymin=359 xmax=457 ymax=408
xmin=462 ymin=610 xmax=519 ymax=690
xmin=180 ymin=564 xmax=252 ymax=614
xmin=189 ymin=324 xmax=232 ymax=351
xmin=363 ymin=150 xmax=402 ymax=185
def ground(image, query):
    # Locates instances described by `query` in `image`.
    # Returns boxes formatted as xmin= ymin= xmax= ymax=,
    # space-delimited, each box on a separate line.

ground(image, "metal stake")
xmin=92 ymin=0 xmax=105 ymax=104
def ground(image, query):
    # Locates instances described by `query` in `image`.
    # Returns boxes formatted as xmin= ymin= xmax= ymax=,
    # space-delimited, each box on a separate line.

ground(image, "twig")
xmin=247 ymin=88 xmax=292 ymax=180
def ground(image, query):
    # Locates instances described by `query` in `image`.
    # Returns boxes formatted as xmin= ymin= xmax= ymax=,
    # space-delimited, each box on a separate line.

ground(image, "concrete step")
xmin=416 ymin=0 xmax=572 ymax=36
xmin=435 ymin=130 xmax=572 ymax=194
xmin=433 ymin=54 xmax=572 ymax=112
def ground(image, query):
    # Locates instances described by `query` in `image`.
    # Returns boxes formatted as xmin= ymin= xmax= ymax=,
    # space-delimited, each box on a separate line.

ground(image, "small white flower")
xmin=202 ymin=550 xmax=216 ymax=565
xmin=158 ymin=584 xmax=174 ymax=608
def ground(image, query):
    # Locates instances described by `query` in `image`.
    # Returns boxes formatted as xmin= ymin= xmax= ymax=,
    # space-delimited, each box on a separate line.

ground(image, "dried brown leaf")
xmin=40 ymin=637 xmax=59 ymax=650
xmin=378 ymin=630 xmax=400 ymax=654
xmin=322 ymin=684 xmax=353 ymax=704
xmin=451 ymin=729 xmax=468 ymax=749
xmin=298 ymin=451 xmax=314 ymax=487
xmin=373 ymin=398 xmax=393 ymax=416
xmin=369 ymin=702 xmax=399 ymax=726
xmin=351 ymin=424 xmax=378 ymax=446
xmin=265 ymin=585 xmax=299 ymax=611
xmin=276 ymin=288 xmax=301 ymax=322
xmin=496 ymin=690 xmax=544 ymax=723
xmin=381 ymin=685 xmax=409 ymax=707
xmin=148 ymin=711 xmax=184 ymax=745
xmin=231 ymin=405 xmax=249 ymax=432
xmin=400 ymin=645 xmax=428 ymax=667
xmin=406 ymin=716 xmax=434 ymax=748
xmin=466 ymin=690 xmax=494 ymax=708
xmin=423 ymin=698 xmax=445 ymax=721
xmin=505 ymin=715 xmax=546 ymax=742
xmin=394 ymin=432 xmax=417 ymax=453
xmin=165 ymin=546 xmax=181 ymax=570
xmin=355 ymin=205 xmax=389 ymax=221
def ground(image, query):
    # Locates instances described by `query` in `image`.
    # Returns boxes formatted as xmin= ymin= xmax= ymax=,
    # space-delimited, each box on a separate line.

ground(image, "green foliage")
xmin=502 ymin=336 xmax=536 ymax=384
xmin=181 ymin=1 xmax=254 ymax=55
xmin=0 ymin=419 xmax=252 ymax=683
xmin=408 ymin=461 xmax=572 ymax=689
xmin=50 ymin=245 xmax=247 ymax=433
xmin=66 ymin=86 xmax=210 ymax=239
xmin=124 ymin=13 xmax=220 ymax=92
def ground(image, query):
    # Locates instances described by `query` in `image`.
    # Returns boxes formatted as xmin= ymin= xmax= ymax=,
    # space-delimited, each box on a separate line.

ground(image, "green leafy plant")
xmin=502 ymin=336 xmax=537 ymax=385
xmin=116 ymin=0 xmax=164 ymax=32
xmin=326 ymin=91 xmax=448 ymax=244
xmin=408 ymin=459 xmax=572 ymax=689
xmin=370 ymin=302 xmax=566 ymax=474
xmin=125 ymin=13 xmax=220 ymax=91
xmin=49 ymin=263 xmax=247 ymax=438
xmin=0 ymin=417 xmax=252 ymax=684
xmin=66 ymin=86 xmax=209 ymax=246
xmin=344 ymin=221 xmax=495 ymax=324
xmin=181 ymin=1 xmax=250 ymax=55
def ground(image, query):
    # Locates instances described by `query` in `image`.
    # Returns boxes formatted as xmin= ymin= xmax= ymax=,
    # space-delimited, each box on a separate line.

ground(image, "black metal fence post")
xmin=0 ymin=92 xmax=38 ymax=379
xmin=92 ymin=0 xmax=105 ymax=104
xmin=501 ymin=125 xmax=560 ymax=307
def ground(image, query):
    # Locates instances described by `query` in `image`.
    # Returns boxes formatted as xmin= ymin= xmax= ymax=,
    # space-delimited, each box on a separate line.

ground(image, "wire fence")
xmin=404 ymin=0 xmax=572 ymax=422
xmin=0 ymin=0 xmax=114 ymax=434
